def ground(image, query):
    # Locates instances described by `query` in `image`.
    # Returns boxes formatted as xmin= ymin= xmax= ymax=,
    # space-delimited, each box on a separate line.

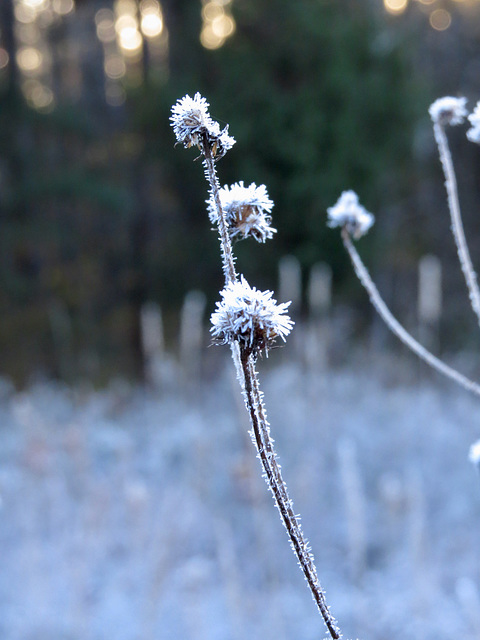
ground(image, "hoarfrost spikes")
xmin=208 ymin=181 xmax=276 ymax=242
xmin=210 ymin=275 xmax=294 ymax=354
xmin=170 ymin=93 xmax=235 ymax=159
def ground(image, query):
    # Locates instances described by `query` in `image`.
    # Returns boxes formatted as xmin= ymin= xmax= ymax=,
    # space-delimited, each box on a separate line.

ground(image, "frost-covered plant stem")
xmin=171 ymin=93 xmax=340 ymax=638
xmin=203 ymin=142 xmax=236 ymax=285
xmin=433 ymin=121 xmax=480 ymax=328
xmin=237 ymin=344 xmax=341 ymax=639
xmin=341 ymin=227 xmax=480 ymax=397
xmin=204 ymin=130 xmax=340 ymax=640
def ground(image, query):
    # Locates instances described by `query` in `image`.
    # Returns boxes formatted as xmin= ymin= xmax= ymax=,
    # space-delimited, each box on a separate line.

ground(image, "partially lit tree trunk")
xmin=161 ymin=0 xmax=200 ymax=76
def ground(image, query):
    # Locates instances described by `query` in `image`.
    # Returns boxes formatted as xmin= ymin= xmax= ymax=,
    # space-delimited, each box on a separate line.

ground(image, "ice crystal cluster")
xmin=327 ymin=190 xmax=374 ymax=239
xmin=210 ymin=276 xmax=294 ymax=353
xmin=429 ymin=96 xmax=468 ymax=126
xmin=170 ymin=93 xmax=235 ymax=159
xmin=208 ymin=181 xmax=276 ymax=242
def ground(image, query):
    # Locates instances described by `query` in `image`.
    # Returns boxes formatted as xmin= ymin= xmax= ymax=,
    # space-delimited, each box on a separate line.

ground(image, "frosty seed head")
xmin=327 ymin=190 xmax=375 ymax=239
xmin=429 ymin=96 xmax=468 ymax=127
xmin=210 ymin=275 xmax=294 ymax=354
xmin=170 ymin=93 xmax=235 ymax=159
xmin=208 ymin=181 xmax=277 ymax=243
xmin=467 ymin=101 xmax=480 ymax=144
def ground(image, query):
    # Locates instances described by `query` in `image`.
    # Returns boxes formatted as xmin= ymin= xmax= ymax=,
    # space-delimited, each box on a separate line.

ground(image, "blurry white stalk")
xmin=171 ymin=93 xmax=341 ymax=639
xmin=342 ymin=226 xmax=480 ymax=397
xmin=429 ymin=97 xmax=480 ymax=329
xmin=179 ymin=290 xmax=206 ymax=382
xmin=327 ymin=190 xmax=480 ymax=397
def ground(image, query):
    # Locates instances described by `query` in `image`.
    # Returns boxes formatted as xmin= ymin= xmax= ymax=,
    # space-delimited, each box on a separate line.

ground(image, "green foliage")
xmin=214 ymin=0 xmax=422 ymax=278
xmin=134 ymin=0 xmax=423 ymax=296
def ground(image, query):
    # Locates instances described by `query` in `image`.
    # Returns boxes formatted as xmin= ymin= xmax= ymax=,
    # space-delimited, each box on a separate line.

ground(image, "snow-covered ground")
xmin=0 ymin=354 xmax=479 ymax=640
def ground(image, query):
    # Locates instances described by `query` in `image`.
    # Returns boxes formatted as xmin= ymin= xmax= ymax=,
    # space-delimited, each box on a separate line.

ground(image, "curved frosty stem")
xmin=342 ymin=228 xmax=480 ymax=397
xmin=237 ymin=344 xmax=341 ymax=640
xmin=433 ymin=121 xmax=480 ymax=329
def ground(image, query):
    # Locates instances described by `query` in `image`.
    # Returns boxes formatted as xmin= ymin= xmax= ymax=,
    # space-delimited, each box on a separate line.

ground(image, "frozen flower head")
xmin=210 ymin=276 xmax=294 ymax=354
xmin=327 ymin=190 xmax=374 ymax=239
xmin=208 ymin=181 xmax=277 ymax=242
xmin=469 ymin=439 xmax=480 ymax=470
xmin=429 ymin=96 xmax=468 ymax=127
xmin=467 ymin=101 xmax=480 ymax=144
xmin=170 ymin=93 xmax=235 ymax=159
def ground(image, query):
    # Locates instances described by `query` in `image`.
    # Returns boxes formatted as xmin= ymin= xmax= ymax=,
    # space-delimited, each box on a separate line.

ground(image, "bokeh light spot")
xmin=22 ymin=0 xmax=47 ymax=9
xmin=211 ymin=14 xmax=235 ymax=38
xmin=384 ymin=0 xmax=408 ymax=14
xmin=16 ymin=47 xmax=43 ymax=73
xmin=96 ymin=9 xmax=116 ymax=43
xmin=430 ymin=9 xmax=451 ymax=30
xmin=118 ymin=27 xmax=143 ymax=53
xmin=14 ymin=3 xmax=37 ymax=24
xmin=105 ymin=81 xmax=126 ymax=107
xmin=52 ymin=0 xmax=75 ymax=15
xmin=115 ymin=14 xmax=137 ymax=34
xmin=200 ymin=24 xmax=224 ymax=49
xmin=203 ymin=2 xmax=225 ymax=21
xmin=104 ymin=55 xmax=126 ymax=79
xmin=114 ymin=0 xmax=137 ymax=17
xmin=22 ymin=79 xmax=54 ymax=111
xmin=141 ymin=13 xmax=163 ymax=38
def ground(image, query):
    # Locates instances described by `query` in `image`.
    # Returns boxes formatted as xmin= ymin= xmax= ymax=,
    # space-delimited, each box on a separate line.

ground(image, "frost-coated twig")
xmin=342 ymin=227 xmax=480 ymax=397
xmin=433 ymin=120 xmax=480 ymax=329
xmin=203 ymin=143 xmax=237 ymax=286
xmin=171 ymin=93 xmax=341 ymax=638
xmin=238 ymin=345 xmax=341 ymax=640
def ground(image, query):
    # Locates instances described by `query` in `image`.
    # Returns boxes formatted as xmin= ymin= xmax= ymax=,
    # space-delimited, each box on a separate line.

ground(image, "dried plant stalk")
xmin=171 ymin=92 xmax=341 ymax=639
xmin=238 ymin=345 xmax=341 ymax=639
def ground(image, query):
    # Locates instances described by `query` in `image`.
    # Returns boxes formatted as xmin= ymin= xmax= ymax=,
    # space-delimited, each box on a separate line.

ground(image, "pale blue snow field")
xmin=0 ymin=355 xmax=479 ymax=640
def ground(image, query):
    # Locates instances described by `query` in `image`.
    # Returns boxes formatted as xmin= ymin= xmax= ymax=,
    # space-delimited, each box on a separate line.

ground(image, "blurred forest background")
xmin=1 ymin=0 xmax=480 ymax=384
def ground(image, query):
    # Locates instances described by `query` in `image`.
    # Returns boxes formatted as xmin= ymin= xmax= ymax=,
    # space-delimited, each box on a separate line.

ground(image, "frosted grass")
xmin=0 ymin=362 xmax=479 ymax=640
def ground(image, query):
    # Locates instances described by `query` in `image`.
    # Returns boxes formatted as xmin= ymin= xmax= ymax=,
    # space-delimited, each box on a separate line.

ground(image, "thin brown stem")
xmin=239 ymin=345 xmax=341 ymax=640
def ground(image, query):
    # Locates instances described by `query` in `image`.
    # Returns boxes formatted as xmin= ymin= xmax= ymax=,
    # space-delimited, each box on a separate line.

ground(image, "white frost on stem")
xmin=239 ymin=348 xmax=341 ymax=640
xmin=430 ymin=97 xmax=480 ymax=330
xmin=202 ymin=149 xmax=237 ymax=285
xmin=341 ymin=227 xmax=480 ymax=398
xmin=172 ymin=92 xmax=341 ymax=638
